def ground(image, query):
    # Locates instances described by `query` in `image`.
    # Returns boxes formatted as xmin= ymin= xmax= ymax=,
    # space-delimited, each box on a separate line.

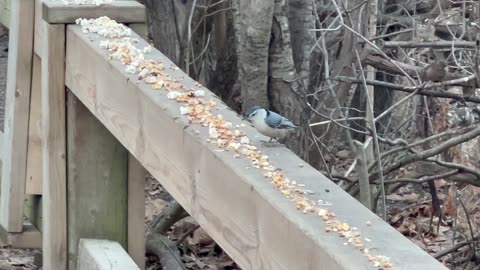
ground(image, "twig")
xmin=353 ymin=140 xmax=372 ymax=209
xmin=176 ymin=224 xmax=201 ymax=246
xmin=336 ymin=76 xmax=480 ymax=103
xmin=383 ymin=41 xmax=477 ymax=48
xmin=356 ymin=50 xmax=386 ymax=219
xmin=382 ymin=170 xmax=460 ymax=184
xmin=434 ymin=234 xmax=480 ymax=259
xmin=380 ymin=126 xmax=480 ymax=175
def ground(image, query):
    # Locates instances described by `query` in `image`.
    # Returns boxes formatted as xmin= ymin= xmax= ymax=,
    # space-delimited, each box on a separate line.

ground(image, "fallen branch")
xmin=383 ymin=41 xmax=477 ymax=49
xmin=146 ymin=202 xmax=190 ymax=270
xmin=336 ymin=76 xmax=480 ymax=103
xmin=146 ymin=233 xmax=185 ymax=270
xmin=149 ymin=202 xmax=189 ymax=234
xmin=381 ymin=126 xmax=480 ymax=175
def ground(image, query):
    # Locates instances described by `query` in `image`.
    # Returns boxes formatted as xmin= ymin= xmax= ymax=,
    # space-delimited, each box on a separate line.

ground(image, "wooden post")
xmin=41 ymin=21 xmax=67 ymax=270
xmin=0 ymin=0 xmax=11 ymax=29
xmin=77 ymin=239 xmax=140 ymax=270
xmin=0 ymin=0 xmax=35 ymax=233
xmin=25 ymin=53 xmax=43 ymax=195
xmin=128 ymin=155 xmax=146 ymax=269
xmin=66 ymin=92 xmax=128 ymax=270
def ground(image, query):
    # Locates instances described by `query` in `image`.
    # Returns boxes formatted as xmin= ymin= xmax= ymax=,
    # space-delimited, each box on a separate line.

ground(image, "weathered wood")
xmin=41 ymin=22 xmax=67 ymax=270
xmin=0 ymin=223 xmax=41 ymax=248
xmin=128 ymin=155 xmax=146 ymax=270
xmin=0 ymin=131 xmax=3 ymax=155
xmin=65 ymin=25 xmax=448 ymax=270
xmin=0 ymin=0 xmax=10 ymax=29
xmin=0 ymin=222 xmax=42 ymax=248
xmin=67 ymin=92 xmax=128 ymax=270
xmin=42 ymin=0 xmax=145 ymax=24
xmin=78 ymin=239 xmax=140 ymax=270
xmin=0 ymin=0 xmax=35 ymax=233
xmin=34 ymin=0 xmax=44 ymax=57
xmin=129 ymin=23 xmax=147 ymax=40
xmin=25 ymin=53 xmax=43 ymax=195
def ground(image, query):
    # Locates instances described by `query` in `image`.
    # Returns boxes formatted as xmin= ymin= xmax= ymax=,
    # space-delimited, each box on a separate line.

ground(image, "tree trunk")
xmin=232 ymin=0 xmax=274 ymax=109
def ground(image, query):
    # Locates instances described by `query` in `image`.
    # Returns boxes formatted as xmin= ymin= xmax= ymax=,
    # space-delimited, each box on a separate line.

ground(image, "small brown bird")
xmin=420 ymin=61 xmax=447 ymax=82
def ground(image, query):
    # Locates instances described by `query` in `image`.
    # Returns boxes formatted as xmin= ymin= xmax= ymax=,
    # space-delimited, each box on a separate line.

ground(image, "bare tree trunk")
xmin=287 ymin=0 xmax=314 ymax=90
xmin=232 ymin=0 xmax=274 ymax=109
xmin=268 ymin=0 xmax=309 ymax=157
xmin=144 ymin=0 xmax=184 ymax=66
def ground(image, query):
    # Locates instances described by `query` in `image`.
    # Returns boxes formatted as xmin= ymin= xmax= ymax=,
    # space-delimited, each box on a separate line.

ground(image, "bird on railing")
xmin=242 ymin=106 xmax=299 ymax=142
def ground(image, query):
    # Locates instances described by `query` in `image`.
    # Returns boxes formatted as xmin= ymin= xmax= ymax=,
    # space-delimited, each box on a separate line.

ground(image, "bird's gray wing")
xmin=265 ymin=111 xmax=297 ymax=129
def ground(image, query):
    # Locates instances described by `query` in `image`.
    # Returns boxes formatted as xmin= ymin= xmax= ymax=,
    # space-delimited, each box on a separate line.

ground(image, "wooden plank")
xmin=41 ymin=22 xmax=67 ymax=270
xmin=0 ymin=222 xmax=42 ymax=248
xmin=0 ymin=0 xmax=35 ymax=233
xmin=129 ymin=23 xmax=147 ymax=40
xmin=0 ymin=0 xmax=10 ymax=29
xmin=0 ymin=131 xmax=3 ymax=156
xmin=77 ymin=239 xmax=140 ymax=270
xmin=34 ymin=0 xmax=44 ymax=57
xmin=128 ymin=154 xmax=146 ymax=270
xmin=67 ymin=92 xmax=128 ymax=270
xmin=42 ymin=0 xmax=145 ymax=24
xmin=25 ymin=54 xmax=42 ymax=195
xmin=65 ymin=25 xmax=448 ymax=270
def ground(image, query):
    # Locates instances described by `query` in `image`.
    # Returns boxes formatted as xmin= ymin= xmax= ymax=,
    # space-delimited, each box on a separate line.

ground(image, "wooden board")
xmin=0 ymin=222 xmax=41 ymax=248
xmin=41 ymin=22 xmax=67 ymax=270
xmin=25 ymin=54 xmax=43 ymax=195
xmin=128 ymin=155 xmax=146 ymax=270
xmin=0 ymin=0 xmax=35 ymax=233
xmin=42 ymin=0 xmax=145 ymax=24
xmin=77 ymin=239 xmax=140 ymax=270
xmin=34 ymin=0 xmax=44 ymax=57
xmin=65 ymin=25 xmax=449 ymax=270
xmin=67 ymin=92 xmax=128 ymax=270
xmin=0 ymin=0 xmax=10 ymax=29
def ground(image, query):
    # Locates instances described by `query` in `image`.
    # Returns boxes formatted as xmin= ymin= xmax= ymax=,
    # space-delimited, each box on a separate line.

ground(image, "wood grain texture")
xmin=77 ymin=239 xmax=140 ymax=270
xmin=65 ymin=25 xmax=448 ymax=270
xmin=34 ymin=0 xmax=44 ymax=57
xmin=67 ymin=92 xmax=128 ymax=270
xmin=0 ymin=222 xmax=41 ymax=248
xmin=42 ymin=0 xmax=145 ymax=24
xmin=0 ymin=0 xmax=34 ymax=233
xmin=41 ymin=22 xmax=67 ymax=270
xmin=0 ymin=0 xmax=10 ymax=29
xmin=128 ymin=155 xmax=146 ymax=270
xmin=25 ymin=54 xmax=42 ymax=195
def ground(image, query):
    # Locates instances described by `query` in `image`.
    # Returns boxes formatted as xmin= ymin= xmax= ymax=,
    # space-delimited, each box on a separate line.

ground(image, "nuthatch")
xmin=243 ymin=106 xmax=299 ymax=142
